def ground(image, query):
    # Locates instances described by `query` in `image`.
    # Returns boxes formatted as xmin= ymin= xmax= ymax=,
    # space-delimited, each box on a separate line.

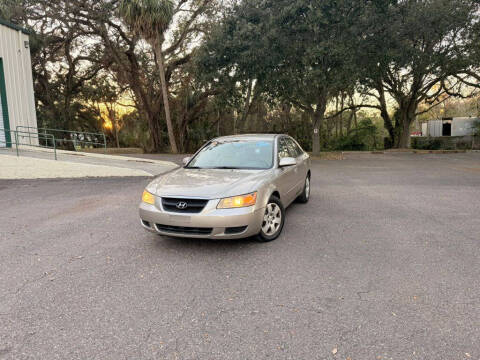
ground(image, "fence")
xmin=0 ymin=129 xmax=57 ymax=159
xmin=16 ymin=126 xmax=106 ymax=153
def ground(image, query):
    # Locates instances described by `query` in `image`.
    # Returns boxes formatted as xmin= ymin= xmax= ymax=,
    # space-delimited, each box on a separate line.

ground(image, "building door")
xmin=0 ymin=58 xmax=11 ymax=148
xmin=442 ymin=121 xmax=452 ymax=136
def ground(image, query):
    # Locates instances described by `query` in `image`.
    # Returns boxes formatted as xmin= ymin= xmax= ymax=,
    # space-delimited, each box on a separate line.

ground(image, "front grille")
xmin=155 ymin=224 xmax=213 ymax=235
xmin=161 ymin=197 xmax=208 ymax=213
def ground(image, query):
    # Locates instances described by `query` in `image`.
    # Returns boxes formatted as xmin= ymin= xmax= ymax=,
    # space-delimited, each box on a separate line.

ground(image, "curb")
xmin=412 ymin=150 xmax=468 ymax=154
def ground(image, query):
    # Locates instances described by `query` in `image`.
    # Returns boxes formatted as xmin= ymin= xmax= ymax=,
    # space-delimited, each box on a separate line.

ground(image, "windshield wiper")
xmin=211 ymin=166 xmax=242 ymax=169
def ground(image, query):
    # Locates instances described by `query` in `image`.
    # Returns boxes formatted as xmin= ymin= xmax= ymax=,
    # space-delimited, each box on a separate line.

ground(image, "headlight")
xmin=217 ymin=192 xmax=257 ymax=209
xmin=142 ymin=190 xmax=156 ymax=205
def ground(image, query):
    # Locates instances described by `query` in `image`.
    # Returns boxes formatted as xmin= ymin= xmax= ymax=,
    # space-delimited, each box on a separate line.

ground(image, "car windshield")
xmin=187 ymin=139 xmax=274 ymax=170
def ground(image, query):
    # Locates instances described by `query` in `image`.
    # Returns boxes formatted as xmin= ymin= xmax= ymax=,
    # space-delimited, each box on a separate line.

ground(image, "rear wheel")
xmin=256 ymin=196 xmax=285 ymax=242
xmin=297 ymin=175 xmax=310 ymax=203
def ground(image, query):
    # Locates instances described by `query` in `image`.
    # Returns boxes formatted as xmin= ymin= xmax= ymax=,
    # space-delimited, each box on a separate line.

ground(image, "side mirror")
xmin=182 ymin=157 xmax=192 ymax=166
xmin=279 ymin=157 xmax=296 ymax=167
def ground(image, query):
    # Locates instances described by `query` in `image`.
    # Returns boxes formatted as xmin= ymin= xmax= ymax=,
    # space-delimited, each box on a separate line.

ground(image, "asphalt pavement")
xmin=0 ymin=152 xmax=479 ymax=359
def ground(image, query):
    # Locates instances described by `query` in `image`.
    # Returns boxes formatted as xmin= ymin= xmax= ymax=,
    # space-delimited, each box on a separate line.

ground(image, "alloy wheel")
xmin=305 ymin=177 xmax=310 ymax=199
xmin=262 ymin=202 xmax=282 ymax=236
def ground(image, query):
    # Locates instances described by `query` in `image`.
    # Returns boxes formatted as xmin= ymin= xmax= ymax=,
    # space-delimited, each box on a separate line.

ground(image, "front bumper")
xmin=139 ymin=198 xmax=265 ymax=239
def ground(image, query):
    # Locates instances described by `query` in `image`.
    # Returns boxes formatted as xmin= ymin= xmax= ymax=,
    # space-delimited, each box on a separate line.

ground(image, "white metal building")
xmin=0 ymin=19 xmax=38 ymax=148
xmin=422 ymin=117 xmax=480 ymax=137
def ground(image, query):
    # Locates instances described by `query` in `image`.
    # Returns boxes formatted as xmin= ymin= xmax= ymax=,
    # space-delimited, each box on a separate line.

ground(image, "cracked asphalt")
xmin=0 ymin=152 xmax=479 ymax=359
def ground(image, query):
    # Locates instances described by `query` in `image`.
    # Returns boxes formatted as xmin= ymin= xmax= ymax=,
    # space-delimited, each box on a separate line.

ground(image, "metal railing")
xmin=16 ymin=126 xmax=107 ymax=153
xmin=0 ymin=129 xmax=57 ymax=160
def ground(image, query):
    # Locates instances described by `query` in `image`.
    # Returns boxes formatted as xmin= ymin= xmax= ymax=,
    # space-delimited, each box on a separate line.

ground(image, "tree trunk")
xmin=346 ymin=112 xmax=353 ymax=133
xmin=312 ymin=95 xmax=328 ymax=154
xmin=395 ymin=108 xmax=415 ymax=148
xmin=392 ymin=97 xmax=417 ymax=148
xmin=326 ymin=117 xmax=334 ymax=144
xmin=376 ymin=82 xmax=395 ymax=146
xmin=178 ymin=117 xmax=188 ymax=153
xmin=396 ymin=123 xmax=411 ymax=148
xmin=114 ymin=121 xmax=120 ymax=148
xmin=339 ymin=95 xmax=344 ymax=137
xmin=334 ymin=96 xmax=339 ymax=137
xmin=347 ymin=94 xmax=357 ymax=131
xmin=233 ymin=110 xmax=237 ymax=134
xmin=312 ymin=116 xmax=321 ymax=154
xmin=282 ymin=103 xmax=292 ymax=132
xmin=154 ymin=43 xmax=178 ymax=154
xmin=107 ymin=105 xmax=120 ymax=148
xmin=240 ymin=79 xmax=253 ymax=131
xmin=111 ymin=116 xmax=120 ymax=148
xmin=145 ymin=110 xmax=163 ymax=152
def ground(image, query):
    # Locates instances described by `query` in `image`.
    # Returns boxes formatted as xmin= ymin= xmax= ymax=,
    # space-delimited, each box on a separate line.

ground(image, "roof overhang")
xmin=0 ymin=18 xmax=30 ymax=35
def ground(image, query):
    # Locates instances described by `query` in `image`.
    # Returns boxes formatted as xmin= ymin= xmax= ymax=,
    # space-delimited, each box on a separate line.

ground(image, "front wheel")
xmin=256 ymin=196 xmax=285 ymax=242
xmin=297 ymin=175 xmax=310 ymax=203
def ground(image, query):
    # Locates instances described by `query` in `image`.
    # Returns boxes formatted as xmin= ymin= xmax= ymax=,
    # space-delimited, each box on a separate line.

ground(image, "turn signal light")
xmin=142 ymin=190 xmax=155 ymax=205
xmin=217 ymin=192 xmax=257 ymax=209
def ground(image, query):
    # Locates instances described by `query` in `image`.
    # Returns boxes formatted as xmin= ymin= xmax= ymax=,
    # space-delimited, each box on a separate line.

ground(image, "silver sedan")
xmin=139 ymin=134 xmax=311 ymax=241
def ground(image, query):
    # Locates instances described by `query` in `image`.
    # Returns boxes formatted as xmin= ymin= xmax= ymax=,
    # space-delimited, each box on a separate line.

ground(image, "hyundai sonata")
xmin=139 ymin=134 xmax=310 ymax=242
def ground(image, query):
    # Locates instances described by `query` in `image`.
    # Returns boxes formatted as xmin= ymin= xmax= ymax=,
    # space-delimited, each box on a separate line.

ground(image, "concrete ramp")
xmin=0 ymin=148 xmax=178 ymax=179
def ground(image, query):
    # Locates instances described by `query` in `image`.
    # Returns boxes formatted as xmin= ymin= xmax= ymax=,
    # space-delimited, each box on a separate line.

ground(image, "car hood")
xmin=146 ymin=167 xmax=273 ymax=199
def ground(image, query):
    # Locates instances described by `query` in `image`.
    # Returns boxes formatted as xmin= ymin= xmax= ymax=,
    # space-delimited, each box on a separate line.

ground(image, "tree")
xmin=119 ymin=0 xmax=178 ymax=153
xmin=6 ymin=0 xmax=480 ymax=152
xmin=199 ymin=0 xmax=362 ymax=153
xmin=63 ymin=0 xmax=216 ymax=152
xmin=1 ymin=0 xmax=108 ymax=138
xmin=358 ymin=0 xmax=480 ymax=148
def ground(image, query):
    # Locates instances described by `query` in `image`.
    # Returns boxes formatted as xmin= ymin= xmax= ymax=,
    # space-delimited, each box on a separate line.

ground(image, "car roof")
xmin=213 ymin=134 xmax=282 ymax=142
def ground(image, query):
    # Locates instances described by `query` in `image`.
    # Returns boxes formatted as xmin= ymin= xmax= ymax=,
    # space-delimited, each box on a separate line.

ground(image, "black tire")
xmin=297 ymin=174 xmax=311 ymax=203
xmin=256 ymin=196 xmax=285 ymax=242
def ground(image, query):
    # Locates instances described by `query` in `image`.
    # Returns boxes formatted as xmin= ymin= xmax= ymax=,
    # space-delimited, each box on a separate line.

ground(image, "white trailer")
xmin=427 ymin=119 xmax=443 ymax=137
xmin=422 ymin=117 xmax=479 ymax=137
xmin=452 ymin=117 xmax=480 ymax=136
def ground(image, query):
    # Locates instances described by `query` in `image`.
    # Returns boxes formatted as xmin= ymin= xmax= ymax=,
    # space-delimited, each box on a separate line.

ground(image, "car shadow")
xmin=152 ymin=234 xmax=260 ymax=254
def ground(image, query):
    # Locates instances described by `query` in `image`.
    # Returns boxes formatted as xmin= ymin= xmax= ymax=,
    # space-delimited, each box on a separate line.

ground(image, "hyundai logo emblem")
xmin=176 ymin=201 xmax=188 ymax=210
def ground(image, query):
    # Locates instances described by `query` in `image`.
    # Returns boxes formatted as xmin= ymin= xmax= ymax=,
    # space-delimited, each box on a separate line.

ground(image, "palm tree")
xmin=119 ymin=0 xmax=179 ymax=153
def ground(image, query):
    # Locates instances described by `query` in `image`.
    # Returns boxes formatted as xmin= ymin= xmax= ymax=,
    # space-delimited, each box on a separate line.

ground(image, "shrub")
xmin=330 ymin=119 xmax=382 ymax=151
xmin=411 ymin=137 xmax=442 ymax=150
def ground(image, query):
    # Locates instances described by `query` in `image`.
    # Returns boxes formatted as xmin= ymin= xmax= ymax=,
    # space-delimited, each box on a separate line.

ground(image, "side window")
xmin=285 ymin=138 xmax=302 ymax=157
xmin=278 ymin=138 xmax=290 ymax=159
xmin=292 ymin=139 xmax=305 ymax=156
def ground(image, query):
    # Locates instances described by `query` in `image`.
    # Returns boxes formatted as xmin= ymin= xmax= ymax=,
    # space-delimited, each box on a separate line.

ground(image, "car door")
xmin=276 ymin=137 xmax=300 ymax=205
xmin=284 ymin=137 xmax=308 ymax=194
